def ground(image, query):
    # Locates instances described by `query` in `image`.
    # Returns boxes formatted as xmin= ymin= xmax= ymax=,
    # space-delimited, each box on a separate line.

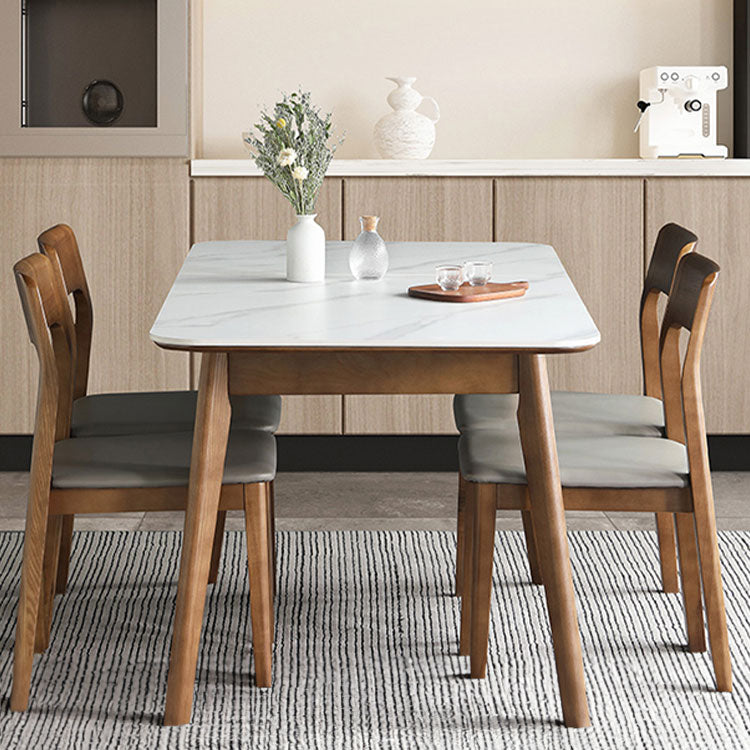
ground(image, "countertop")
xmin=190 ymin=158 xmax=750 ymax=178
xmin=150 ymin=240 xmax=599 ymax=351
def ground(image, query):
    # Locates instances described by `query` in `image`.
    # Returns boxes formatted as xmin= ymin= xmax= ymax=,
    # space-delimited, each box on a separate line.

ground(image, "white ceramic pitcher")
xmin=374 ymin=77 xmax=440 ymax=159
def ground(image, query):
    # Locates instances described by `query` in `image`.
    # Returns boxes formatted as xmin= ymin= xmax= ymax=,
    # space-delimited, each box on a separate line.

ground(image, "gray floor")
xmin=0 ymin=470 xmax=748 ymax=531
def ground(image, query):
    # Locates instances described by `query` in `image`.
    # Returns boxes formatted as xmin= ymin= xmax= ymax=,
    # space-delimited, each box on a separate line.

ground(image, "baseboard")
xmin=0 ymin=435 xmax=33 ymax=471
xmin=1 ymin=434 xmax=748 ymax=472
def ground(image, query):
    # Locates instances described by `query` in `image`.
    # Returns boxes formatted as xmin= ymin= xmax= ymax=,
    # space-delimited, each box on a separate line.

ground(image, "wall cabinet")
xmin=645 ymin=179 xmax=750 ymax=433
xmin=191 ymin=177 xmax=343 ymax=434
xmin=342 ymin=177 xmax=493 ymax=434
xmin=2 ymin=167 xmax=747 ymax=437
xmin=495 ymin=178 xmax=644 ymax=395
xmin=0 ymin=158 xmax=190 ymax=432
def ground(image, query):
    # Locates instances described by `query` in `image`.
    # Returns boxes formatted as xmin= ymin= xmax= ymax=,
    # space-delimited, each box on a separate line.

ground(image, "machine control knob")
xmin=712 ymin=72 xmax=720 ymax=81
xmin=685 ymin=99 xmax=702 ymax=112
xmin=660 ymin=72 xmax=669 ymax=81
xmin=671 ymin=72 xmax=679 ymax=80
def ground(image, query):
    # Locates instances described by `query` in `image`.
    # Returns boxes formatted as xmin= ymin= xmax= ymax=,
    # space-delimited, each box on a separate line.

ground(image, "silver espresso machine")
xmin=636 ymin=66 xmax=728 ymax=158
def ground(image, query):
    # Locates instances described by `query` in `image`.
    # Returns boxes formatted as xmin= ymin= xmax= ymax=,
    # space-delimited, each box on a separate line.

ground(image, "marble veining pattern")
xmin=150 ymin=241 xmax=600 ymax=350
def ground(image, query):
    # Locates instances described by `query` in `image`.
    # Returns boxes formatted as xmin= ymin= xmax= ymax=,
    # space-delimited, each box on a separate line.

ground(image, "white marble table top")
xmin=150 ymin=241 xmax=600 ymax=351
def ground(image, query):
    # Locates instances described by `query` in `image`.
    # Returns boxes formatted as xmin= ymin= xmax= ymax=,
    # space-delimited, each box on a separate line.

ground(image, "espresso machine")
xmin=636 ymin=66 xmax=728 ymax=158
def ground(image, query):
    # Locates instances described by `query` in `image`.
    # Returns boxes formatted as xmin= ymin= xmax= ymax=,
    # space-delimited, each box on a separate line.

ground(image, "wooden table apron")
xmin=161 ymin=346 xmax=591 ymax=728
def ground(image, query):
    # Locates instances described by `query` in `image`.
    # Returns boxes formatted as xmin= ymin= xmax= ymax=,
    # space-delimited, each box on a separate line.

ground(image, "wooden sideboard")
xmin=0 ymin=158 xmax=189 ymax=434
xmin=1 ymin=158 xmax=748 ymax=435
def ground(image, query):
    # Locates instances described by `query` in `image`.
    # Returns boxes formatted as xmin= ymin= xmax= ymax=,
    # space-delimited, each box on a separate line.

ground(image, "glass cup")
xmin=463 ymin=260 xmax=493 ymax=286
xmin=435 ymin=264 xmax=463 ymax=291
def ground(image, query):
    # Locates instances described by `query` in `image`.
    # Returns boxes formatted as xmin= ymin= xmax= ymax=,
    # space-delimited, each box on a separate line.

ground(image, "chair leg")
xmin=267 ymin=481 xmax=276 ymax=601
xmin=244 ymin=482 xmax=273 ymax=687
xmin=470 ymin=483 xmax=497 ymax=679
xmin=675 ymin=513 xmax=706 ymax=652
xmin=459 ymin=479 xmax=476 ymax=656
xmin=655 ymin=512 xmax=680 ymax=593
xmin=690 ymin=478 xmax=732 ymax=691
xmin=521 ymin=505 xmax=543 ymax=585
xmin=34 ymin=515 xmax=62 ymax=654
xmin=208 ymin=510 xmax=227 ymax=585
xmin=55 ymin=515 xmax=74 ymax=594
xmin=456 ymin=474 xmax=467 ymax=596
xmin=11 ymin=482 xmax=53 ymax=711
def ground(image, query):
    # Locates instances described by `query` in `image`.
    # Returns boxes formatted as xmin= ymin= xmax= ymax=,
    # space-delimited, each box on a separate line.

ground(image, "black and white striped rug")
xmin=0 ymin=530 xmax=747 ymax=749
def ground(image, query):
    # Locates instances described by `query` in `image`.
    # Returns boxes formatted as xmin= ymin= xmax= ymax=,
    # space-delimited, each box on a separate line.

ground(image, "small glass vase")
xmin=349 ymin=216 xmax=388 ymax=280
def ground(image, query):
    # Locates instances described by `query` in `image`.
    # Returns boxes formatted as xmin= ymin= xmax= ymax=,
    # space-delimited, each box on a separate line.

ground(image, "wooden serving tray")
xmin=408 ymin=280 xmax=529 ymax=303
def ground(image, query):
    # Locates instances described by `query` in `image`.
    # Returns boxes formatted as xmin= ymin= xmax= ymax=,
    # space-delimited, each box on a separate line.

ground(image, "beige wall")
xmin=199 ymin=0 xmax=733 ymax=160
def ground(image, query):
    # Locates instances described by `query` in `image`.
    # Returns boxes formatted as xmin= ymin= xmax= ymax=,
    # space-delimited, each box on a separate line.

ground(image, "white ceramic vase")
xmin=286 ymin=214 xmax=325 ymax=283
xmin=374 ymin=76 xmax=440 ymax=159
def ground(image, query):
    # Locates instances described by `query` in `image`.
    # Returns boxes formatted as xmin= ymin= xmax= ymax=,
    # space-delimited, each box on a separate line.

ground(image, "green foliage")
xmin=244 ymin=90 xmax=344 ymax=215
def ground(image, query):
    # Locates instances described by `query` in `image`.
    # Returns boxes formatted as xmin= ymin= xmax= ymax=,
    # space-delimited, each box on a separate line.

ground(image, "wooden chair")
xmin=10 ymin=253 xmax=277 ymax=711
xmin=458 ymin=252 xmax=731 ymax=694
xmin=453 ymin=222 xmax=698 ymax=595
xmin=37 ymin=224 xmax=282 ymax=593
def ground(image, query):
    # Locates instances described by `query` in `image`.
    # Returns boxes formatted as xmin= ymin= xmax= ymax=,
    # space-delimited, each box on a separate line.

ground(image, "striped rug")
xmin=0 ymin=530 xmax=748 ymax=749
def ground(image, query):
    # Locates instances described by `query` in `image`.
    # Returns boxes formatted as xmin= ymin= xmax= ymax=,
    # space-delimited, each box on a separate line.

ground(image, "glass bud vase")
xmin=349 ymin=216 xmax=388 ymax=280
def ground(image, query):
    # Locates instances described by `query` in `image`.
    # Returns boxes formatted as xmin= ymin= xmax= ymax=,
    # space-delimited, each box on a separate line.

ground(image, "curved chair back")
xmin=640 ymin=223 xmax=699 ymax=400
xmin=14 ymin=253 xmax=77 ymax=446
xmin=659 ymin=253 xmax=720 ymax=462
xmin=37 ymin=224 xmax=92 ymax=400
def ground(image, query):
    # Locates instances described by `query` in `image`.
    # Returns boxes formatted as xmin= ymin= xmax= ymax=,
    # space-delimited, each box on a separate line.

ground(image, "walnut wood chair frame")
xmin=10 ymin=253 xmax=275 ymax=712
xmin=455 ymin=222 xmax=698 ymax=597
xmin=36 ymin=224 xmax=255 ymax=594
xmin=459 ymin=252 xmax=731 ymax=695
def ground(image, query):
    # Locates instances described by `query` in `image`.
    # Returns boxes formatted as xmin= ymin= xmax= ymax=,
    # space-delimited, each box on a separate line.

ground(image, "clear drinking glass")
xmin=464 ymin=260 xmax=493 ymax=286
xmin=349 ymin=216 xmax=389 ymax=280
xmin=435 ymin=264 xmax=463 ymax=291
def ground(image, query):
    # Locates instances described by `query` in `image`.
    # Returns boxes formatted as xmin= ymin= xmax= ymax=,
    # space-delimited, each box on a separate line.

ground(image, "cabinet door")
xmin=645 ymin=178 xmax=750 ymax=432
xmin=495 ymin=178 xmax=644 ymax=394
xmin=191 ymin=176 xmax=343 ymax=433
xmin=0 ymin=158 xmax=190 ymax=433
xmin=342 ymin=177 xmax=493 ymax=434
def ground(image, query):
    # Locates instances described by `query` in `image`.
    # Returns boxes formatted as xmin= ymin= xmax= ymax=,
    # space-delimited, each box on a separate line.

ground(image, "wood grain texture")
xmin=164 ymin=352 xmax=232 ymax=726
xmin=191 ymin=176 xmax=343 ymax=433
xmin=516 ymin=354 xmax=590 ymax=728
xmin=192 ymin=176 xmax=342 ymax=242
xmin=11 ymin=254 xmax=76 ymax=710
xmin=484 ymin=257 xmax=730 ymax=695
xmin=343 ymin=177 xmax=493 ymax=434
xmin=243 ymin=482 xmax=274 ymax=687
xmin=343 ymin=395 xmax=455 ymax=434
xmin=469 ymin=482 xmax=497 ymax=679
xmin=0 ymin=158 xmax=190 ymax=433
xmin=495 ymin=177 xmax=643 ymax=395
xmin=645 ymin=178 xmax=750 ymax=432
xmin=228 ymin=350 xmax=517 ymax=395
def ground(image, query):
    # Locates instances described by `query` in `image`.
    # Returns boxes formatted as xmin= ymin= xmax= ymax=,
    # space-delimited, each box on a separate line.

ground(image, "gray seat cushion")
xmin=453 ymin=391 xmax=665 ymax=437
xmin=52 ymin=429 xmax=276 ymax=489
xmin=71 ymin=391 xmax=282 ymax=437
xmin=458 ymin=428 xmax=688 ymax=488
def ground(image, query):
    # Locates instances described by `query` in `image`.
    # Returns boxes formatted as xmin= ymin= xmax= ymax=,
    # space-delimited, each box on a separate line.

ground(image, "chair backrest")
xmin=658 ymin=253 xmax=719 ymax=475
xmin=37 ymin=224 xmax=93 ymax=400
xmin=640 ymin=222 xmax=698 ymax=399
xmin=14 ymin=253 xmax=77 ymax=444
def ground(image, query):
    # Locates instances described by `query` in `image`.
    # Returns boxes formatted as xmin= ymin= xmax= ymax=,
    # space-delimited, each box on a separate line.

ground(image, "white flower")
xmin=291 ymin=165 xmax=308 ymax=181
xmin=277 ymin=147 xmax=296 ymax=167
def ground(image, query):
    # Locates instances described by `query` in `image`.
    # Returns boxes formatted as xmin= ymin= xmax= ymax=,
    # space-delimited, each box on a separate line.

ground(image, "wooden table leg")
xmin=163 ymin=353 xmax=232 ymax=726
xmin=459 ymin=479 xmax=476 ymax=656
xmin=517 ymin=353 xmax=590 ymax=728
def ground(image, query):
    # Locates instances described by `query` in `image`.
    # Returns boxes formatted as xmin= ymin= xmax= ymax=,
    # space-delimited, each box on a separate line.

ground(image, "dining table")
xmin=150 ymin=239 xmax=601 ymax=727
